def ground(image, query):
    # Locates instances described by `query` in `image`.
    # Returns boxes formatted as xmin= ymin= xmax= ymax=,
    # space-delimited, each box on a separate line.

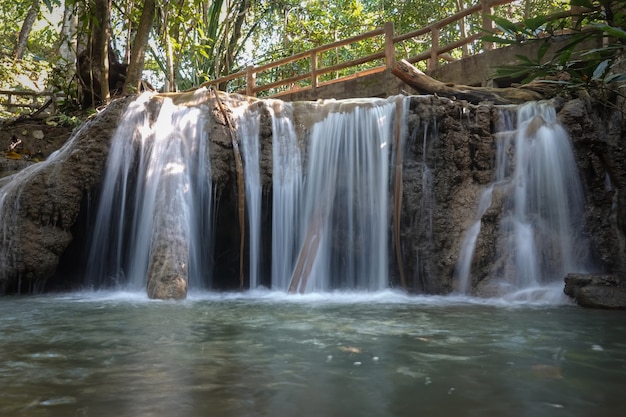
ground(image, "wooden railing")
xmin=0 ymin=90 xmax=60 ymax=115
xmin=201 ymin=0 xmax=520 ymax=97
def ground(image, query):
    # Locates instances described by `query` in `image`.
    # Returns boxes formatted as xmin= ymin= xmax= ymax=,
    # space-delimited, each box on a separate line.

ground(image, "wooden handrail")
xmin=0 ymin=90 xmax=60 ymax=114
xmin=200 ymin=0 xmax=583 ymax=98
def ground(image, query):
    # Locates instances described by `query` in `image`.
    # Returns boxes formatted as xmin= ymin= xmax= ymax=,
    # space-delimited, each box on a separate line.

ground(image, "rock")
xmin=0 ymin=97 xmax=132 ymax=293
xmin=564 ymin=273 xmax=626 ymax=309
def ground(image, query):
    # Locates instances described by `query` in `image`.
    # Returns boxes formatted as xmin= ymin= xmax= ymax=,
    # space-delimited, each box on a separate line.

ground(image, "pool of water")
xmin=1 ymin=290 xmax=625 ymax=417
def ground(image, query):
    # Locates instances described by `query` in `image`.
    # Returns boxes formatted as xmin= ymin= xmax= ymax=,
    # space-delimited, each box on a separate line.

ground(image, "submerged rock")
xmin=564 ymin=273 xmax=626 ymax=309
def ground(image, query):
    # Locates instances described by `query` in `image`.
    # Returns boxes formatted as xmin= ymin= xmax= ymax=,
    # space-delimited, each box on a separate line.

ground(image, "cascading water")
xmin=455 ymin=184 xmax=493 ymax=294
xmin=289 ymin=99 xmax=394 ymax=292
xmin=236 ymin=105 xmax=262 ymax=289
xmin=268 ymin=100 xmax=303 ymax=291
xmin=506 ymin=102 xmax=588 ymax=287
xmin=456 ymin=101 xmax=589 ymax=295
xmin=0 ymin=88 xmax=597 ymax=300
xmin=83 ymin=94 xmax=397 ymax=294
xmin=85 ymin=92 xmax=215 ymax=291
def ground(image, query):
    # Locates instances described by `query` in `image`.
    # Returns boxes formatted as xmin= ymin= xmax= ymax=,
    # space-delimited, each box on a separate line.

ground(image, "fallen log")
xmin=391 ymin=59 xmax=544 ymax=105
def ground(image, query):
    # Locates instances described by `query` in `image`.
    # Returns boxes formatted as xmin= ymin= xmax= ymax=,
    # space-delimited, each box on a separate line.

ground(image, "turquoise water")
xmin=1 ymin=290 xmax=624 ymax=417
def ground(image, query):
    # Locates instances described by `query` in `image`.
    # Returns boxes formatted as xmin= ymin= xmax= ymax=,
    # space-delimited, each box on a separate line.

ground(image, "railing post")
xmin=384 ymin=22 xmax=395 ymax=69
xmin=311 ymin=51 xmax=318 ymax=90
xmin=246 ymin=65 xmax=256 ymax=97
xmin=571 ymin=5 xmax=582 ymax=29
xmin=482 ymin=0 xmax=493 ymax=51
xmin=428 ymin=27 xmax=439 ymax=70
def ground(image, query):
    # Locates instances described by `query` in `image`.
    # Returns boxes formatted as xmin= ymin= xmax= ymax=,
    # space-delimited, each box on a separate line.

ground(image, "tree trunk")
xmin=124 ymin=0 xmax=156 ymax=94
xmin=224 ymin=0 xmax=250 ymax=75
xmin=124 ymin=0 xmax=134 ymax=64
xmin=13 ymin=0 xmax=40 ymax=59
xmin=58 ymin=0 xmax=78 ymax=65
xmin=391 ymin=59 xmax=544 ymax=105
xmin=91 ymin=0 xmax=112 ymax=104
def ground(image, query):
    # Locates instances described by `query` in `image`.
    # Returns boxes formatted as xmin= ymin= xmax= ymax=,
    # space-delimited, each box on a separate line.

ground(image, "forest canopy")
xmin=0 ymin=0 xmax=593 ymax=110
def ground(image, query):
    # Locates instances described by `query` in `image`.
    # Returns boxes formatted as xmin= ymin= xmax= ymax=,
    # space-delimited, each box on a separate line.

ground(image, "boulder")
xmin=564 ymin=273 xmax=626 ymax=309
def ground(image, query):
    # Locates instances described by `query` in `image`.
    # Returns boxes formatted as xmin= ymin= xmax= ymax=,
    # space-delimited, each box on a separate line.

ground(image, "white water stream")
xmin=85 ymin=92 xmax=215 ymax=290
xmin=456 ymin=102 xmax=589 ymax=294
xmin=268 ymin=100 xmax=303 ymax=290
xmin=293 ymin=98 xmax=395 ymax=291
xmin=237 ymin=105 xmax=262 ymax=288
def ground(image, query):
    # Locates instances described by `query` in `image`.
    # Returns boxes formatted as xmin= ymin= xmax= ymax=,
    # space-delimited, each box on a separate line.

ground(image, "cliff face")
xmin=559 ymin=97 xmax=626 ymax=307
xmin=0 ymin=98 xmax=131 ymax=293
xmin=0 ymin=91 xmax=623 ymax=306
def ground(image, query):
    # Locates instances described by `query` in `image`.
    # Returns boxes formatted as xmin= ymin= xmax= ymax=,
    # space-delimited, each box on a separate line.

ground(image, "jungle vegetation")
xmin=0 ymin=0 xmax=617 ymax=115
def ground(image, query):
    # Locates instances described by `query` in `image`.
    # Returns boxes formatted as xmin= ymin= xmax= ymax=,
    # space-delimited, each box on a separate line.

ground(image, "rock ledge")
xmin=564 ymin=273 xmax=626 ymax=309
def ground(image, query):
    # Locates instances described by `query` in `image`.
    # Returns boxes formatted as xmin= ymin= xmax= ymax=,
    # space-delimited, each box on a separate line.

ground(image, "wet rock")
xmin=564 ymin=273 xmax=626 ymax=309
xmin=0 ymin=97 xmax=132 ymax=293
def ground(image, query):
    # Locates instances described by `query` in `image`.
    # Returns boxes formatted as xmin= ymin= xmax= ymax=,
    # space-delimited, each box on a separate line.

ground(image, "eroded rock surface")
xmin=564 ymin=274 xmax=626 ymax=309
xmin=0 ymin=98 xmax=131 ymax=293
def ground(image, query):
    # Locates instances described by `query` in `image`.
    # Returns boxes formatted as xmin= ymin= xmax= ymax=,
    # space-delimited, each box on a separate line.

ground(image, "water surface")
xmin=1 ymin=290 xmax=624 ymax=417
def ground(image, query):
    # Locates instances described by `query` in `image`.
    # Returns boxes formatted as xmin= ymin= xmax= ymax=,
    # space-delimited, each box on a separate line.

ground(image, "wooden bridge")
xmin=202 ymin=0 xmax=583 ymax=101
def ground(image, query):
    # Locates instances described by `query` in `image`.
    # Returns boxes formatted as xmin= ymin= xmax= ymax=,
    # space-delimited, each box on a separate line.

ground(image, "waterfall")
xmin=506 ymin=102 xmax=588 ymax=287
xmin=237 ymin=106 xmax=262 ymax=289
xmin=268 ymin=100 xmax=303 ymax=291
xmin=455 ymin=101 xmax=589 ymax=295
xmin=85 ymin=93 xmax=215 ymax=291
xmin=83 ymin=94 xmax=395 ymax=294
xmin=455 ymin=185 xmax=493 ymax=294
xmin=290 ymin=99 xmax=394 ymax=292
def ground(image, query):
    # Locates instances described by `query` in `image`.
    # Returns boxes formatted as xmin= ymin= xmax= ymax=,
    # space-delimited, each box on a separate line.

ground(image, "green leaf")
xmin=537 ymin=41 xmax=550 ymax=61
xmin=515 ymin=54 xmax=535 ymax=65
xmin=489 ymin=15 xmax=519 ymax=36
xmin=591 ymin=24 xmax=626 ymax=40
xmin=592 ymin=59 xmax=610 ymax=80
xmin=605 ymin=73 xmax=626 ymax=83
xmin=570 ymin=0 xmax=596 ymax=8
xmin=524 ymin=15 xmax=550 ymax=32
xmin=42 ymin=0 xmax=61 ymax=12
xmin=481 ymin=35 xmax=516 ymax=44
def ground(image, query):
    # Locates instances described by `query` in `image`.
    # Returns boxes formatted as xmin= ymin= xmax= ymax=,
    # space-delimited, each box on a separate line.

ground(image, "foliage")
xmin=0 ymin=0 xmax=597 ymax=109
xmin=0 ymin=54 xmax=53 ymax=91
xmin=484 ymin=0 xmax=626 ymax=98
xmin=44 ymin=112 xmax=84 ymax=129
